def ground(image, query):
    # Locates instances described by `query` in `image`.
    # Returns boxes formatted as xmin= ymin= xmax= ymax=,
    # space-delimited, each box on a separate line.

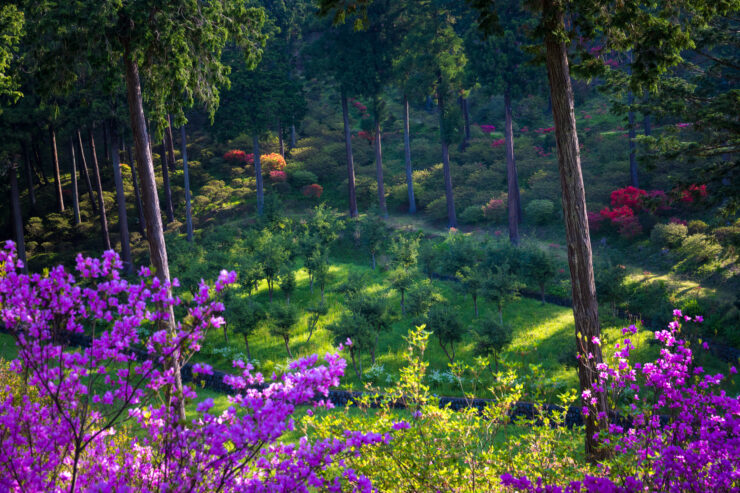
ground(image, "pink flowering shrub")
xmin=479 ymin=124 xmax=496 ymax=134
xmin=269 ymin=170 xmax=287 ymax=182
xmin=482 ymin=195 xmax=507 ymax=223
xmin=491 ymin=138 xmax=505 ymax=148
xmin=681 ymin=184 xmax=708 ymax=203
xmin=502 ymin=313 xmax=740 ymax=492
xmin=302 ymin=183 xmax=324 ymax=199
xmin=260 ymin=153 xmax=286 ymax=173
xmin=0 ymin=242 xmax=385 ymax=492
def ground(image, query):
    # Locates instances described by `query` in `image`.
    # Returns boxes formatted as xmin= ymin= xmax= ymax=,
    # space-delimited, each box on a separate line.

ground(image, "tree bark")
xmin=69 ymin=138 xmax=81 ymax=226
xmin=644 ymin=114 xmax=651 ymax=136
xmin=165 ymin=115 xmax=176 ymax=172
xmin=283 ymin=336 xmax=293 ymax=358
xmin=49 ymin=126 xmax=64 ymax=212
xmin=278 ymin=121 xmax=285 ymax=157
xmin=403 ymin=95 xmax=416 ymax=214
xmin=180 ymin=125 xmax=193 ymax=242
xmin=374 ymin=116 xmax=387 ymax=217
xmin=542 ymin=0 xmax=607 ymax=462
xmin=438 ymin=90 xmax=457 ymax=228
xmin=109 ymin=121 xmax=132 ymax=273
xmin=243 ymin=334 xmax=252 ymax=361
xmin=89 ymin=128 xmax=112 ymax=250
xmin=290 ymin=124 xmax=297 ymax=148
xmin=21 ymin=143 xmax=36 ymax=208
xmin=341 ymin=89 xmax=359 ymax=218
xmin=123 ymin=43 xmax=184 ymax=421
xmin=504 ymin=90 xmax=522 ymax=244
xmin=628 ymin=92 xmax=638 ymax=188
xmin=253 ymin=134 xmax=264 ymax=216
xmin=77 ymin=129 xmax=98 ymax=214
xmin=126 ymin=142 xmax=147 ymax=239
xmin=9 ymin=162 xmax=27 ymax=273
xmin=460 ymin=95 xmax=470 ymax=151
xmin=160 ymin=137 xmax=175 ymax=224
xmin=31 ymin=139 xmax=49 ymax=186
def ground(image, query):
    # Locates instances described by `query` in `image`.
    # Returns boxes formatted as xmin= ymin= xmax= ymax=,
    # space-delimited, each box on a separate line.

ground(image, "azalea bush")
xmin=302 ymin=183 xmax=324 ymax=199
xmin=501 ymin=312 xmax=740 ymax=492
xmin=269 ymin=170 xmax=288 ymax=182
xmin=261 ymin=152 xmax=287 ymax=173
xmin=0 ymin=242 xmax=386 ymax=492
xmin=223 ymin=149 xmax=250 ymax=165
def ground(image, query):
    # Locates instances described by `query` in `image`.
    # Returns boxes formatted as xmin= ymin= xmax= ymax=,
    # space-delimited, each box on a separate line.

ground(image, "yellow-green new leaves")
xmin=0 ymin=4 xmax=23 ymax=103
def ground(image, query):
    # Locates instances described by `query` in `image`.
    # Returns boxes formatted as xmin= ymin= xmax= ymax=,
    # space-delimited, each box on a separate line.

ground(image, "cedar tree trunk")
xmin=181 ymin=125 xmax=193 ymax=242
xmin=89 ymin=128 xmax=112 ymax=250
xmin=341 ymin=89 xmax=359 ymax=218
xmin=109 ymin=121 xmax=132 ymax=273
xmin=403 ymin=95 xmax=416 ymax=214
xmin=374 ymin=116 xmax=387 ymax=217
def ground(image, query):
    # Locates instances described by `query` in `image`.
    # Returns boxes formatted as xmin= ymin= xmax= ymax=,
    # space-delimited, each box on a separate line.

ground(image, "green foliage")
xmin=456 ymin=265 xmax=486 ymax=317
xmin=278 ymin=267 xmax=296 ymax=303
xmin=268 ymin=302 xmax=299 ymax=356
xmin=675 ymin=234 xmax=723 ymax=272
xmin=459 ymin=205 xmax=485 ymax=225
xmin=254 ymin=229 xmax=290 ymax=300
xmin=472 ymin=318 xmax=512 ymax=371
xmin=290 ymin=169 xmax=318 ymax=188
xmin=650 ymin=222 xmax=688 ymax=248
xmin=595 ymin=263 xmax=629 ymax=313
xmin=406 ymin=279 xmax=444 ymax=318
xmin=424 ymin=302 xmax=463 ymax=363
xmin=0 ymin=4 xmax=23 ymax=103
xmin=687 ymin=220 xmax=709 ymax=235
xmin=360 ymin=215 xmax=387 ymax=268
xmin=525 ymin=199 xmax=555 ymax=225
xmin=482 ymin=264 xmax=522 ymax=324
xmin=389 ymin=233 xmax=419 ymax=269
xmin=388 ymin=267 xmax=416 ymax=314
xmin=523 ymin=247 xmax=557 ymax=302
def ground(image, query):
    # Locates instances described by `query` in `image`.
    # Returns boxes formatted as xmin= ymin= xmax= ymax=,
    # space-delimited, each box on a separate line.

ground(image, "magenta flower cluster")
xmin=0 ymin=242 xmax=387 ymax=492
xmin=501 ymin=313 xmax=740 ymax=492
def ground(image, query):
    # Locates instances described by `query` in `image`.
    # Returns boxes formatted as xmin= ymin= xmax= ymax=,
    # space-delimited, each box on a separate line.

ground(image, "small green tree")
xmin=228 ymin=299 xmax=267 ymax=362
xmin=456 ymin=265 xmax=487 ymax=318
xmin=313 ymin=254 xmax=331 ymax=303
xmin=240 ymin=257 xmax=265 ymax=296
xmin=389 ymin=233 xmax=420 ymax=269
xmin=472 ymin=317 xmax=512 ymax=373
xmin=523 ymin=247 xmax=557 ymax=304
xmin=418 ymin=241 xmax=439 ymax=280
xmin=327 ymin=312 xmax=373 ymax=380
xmin=336 ymin=270 xmax=368 ymax=299
xmin=269 ymin=303 xmax=300 ymax=358
xmin=305 ymin=302 xmax=329 ymax=344
xmin=406 ymin=279 xmax=444 ymax=318
xmin=424 ymin=302 xmax=463 ymax=364
xmin=361 ymin=215 xmax=387 ymax=270
xmin=278 ymin=267 xmax=296 ymax=304
xmin=595 ymin=263 xmax=629 ymax=316
xmin=389 ymin=267 xmax=415 ymax=315
xmin=255 ymin=229 xmax=289 ymax=302
xmin=346 ymin=293 xmax=393 ymax=365
xmin=483 ymin=264 xmax=523 ymax=325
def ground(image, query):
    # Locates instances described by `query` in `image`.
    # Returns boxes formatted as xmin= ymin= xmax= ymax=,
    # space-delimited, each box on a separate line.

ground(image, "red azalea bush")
xmin=224 ymin=149 xmax=249 ymax=165
xmin=261 ymin=153 xmax=287 ymax=173
xmin=269 ymin=170 xmax=287 ymax=182
xmin=610 ymin=186 xmax=646 ymax=210
xmin=356 ymin=130 xmax=373 ymax=143
xmin=681 ymin=184 xmax=708 ymax=203
xmin=302 ymin=184 xmax=323 ymax=198
xmin=491 ymin=138 xmax=505 ymax=148
xmin=479 ymin=124 xmax=496 ymax=134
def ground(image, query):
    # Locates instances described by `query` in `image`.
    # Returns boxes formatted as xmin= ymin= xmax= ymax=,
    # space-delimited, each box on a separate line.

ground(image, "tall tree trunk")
xmin=460 ymin=95 xmax=470 ymax=151
xmin=109 ymin=121 xmax=132 ymax=274
xmin=253 ymin=134 xmax=264 ymax=216
xmin=126 ymin=142 xmax=147 ymax=239
xmin=438 ymin=90 xmax=457 ymax=228
xmin=22 ymin=143 xmax=36 ymax=208
xmin=341 ymin=89 xmax=359 ymax=218
xmin=628 ymin=92 xmax=638 ymax=188
xmin=504 ymin=89 xmax=522 ymax=245
xmin=290 ymin=124 xmax=297 ymax=148
xmin=542 ymin=0 xmax=606 ymax=462
xmin=102 ymin=125 xmax=109 ymax=167
xmin=180 ymin=125 xmax=193 ymax=242
xmin=31 ymin=139 xmax=49 ymax=186
xmin=69 ymin=138 xmax=81 ymax=226
xmin=160 ymin=137 xmax=175 ymax=224
xmin=374 ymin=116 xmax=387 ymax=217
xmin=89 ymin=128 xmax=112 ymax=250
xmin=77 ymin=129 xmax=98 ymax=214
xmin=165 ymin=115 xmax=176 ymax=172
xmin=123 ymin=43 xmax=184 ymax=421
xmin=644 ymin=114 xmax=651 ymax=136
xmin=49 ymin=126 xmax=64 ymax=212
xmin=278 ymin=121 xmax=285 ymax=157
xmin=403 ymin=95 xmax=416 ymax=214
xmin=9 ymin=162 xmax=27 ymax=274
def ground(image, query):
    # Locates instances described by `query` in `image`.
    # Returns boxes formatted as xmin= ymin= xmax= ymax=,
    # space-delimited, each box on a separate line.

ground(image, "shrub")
xmin=290 ymin=169 xmax=318 ymax=188
xmin=675 ymin=234 xmax=723 ymax=270
xmin=459 ymin=205 xmax=484 ymax=225
xmin=302 ymin=184 xmax=323 ymax=199
xmin=651 ymin=222 xmax=688 ymax=248
xmin=261 ymin=153 xmax=287 ymax=173
xmin=525 ymin=199 xmax=554 ymax=225
xmin=712 ymin=224 xmax=740 ymax=250
xmin=687 ymin=219 xmax=709 ymax=235
xmin=588 ymin=211 xmax=605 ymax=231
xmin=482 ymin=195 xmax=507 ymax=224
xmin=610 ymin=185 xmax=646 ymax=210
xmin=269 ymin=170 xmax=287 ymax=182
xmin=223 ymin=149 xmax=249 ymax=165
